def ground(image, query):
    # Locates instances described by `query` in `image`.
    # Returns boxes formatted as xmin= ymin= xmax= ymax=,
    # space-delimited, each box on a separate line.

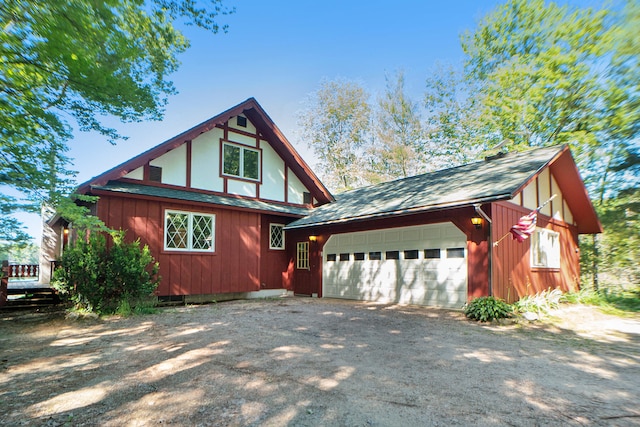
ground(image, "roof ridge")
xmin=336 ymin=144 xmax=565 ymax=196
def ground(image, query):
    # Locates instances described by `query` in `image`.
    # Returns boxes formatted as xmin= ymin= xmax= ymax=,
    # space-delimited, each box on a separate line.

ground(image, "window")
xmin=327 ymin=253 xmax=337 ymax=262
xmin=269 ymin=224 xmax=285 ymax=250
xmin=236 ymin=116 xmax=247 ymax=127
xmin=531 ymin=227 xmax=560 ymax=269
xmin=222 ymin=142 xmax=260 ymax=181
xmin=404 ymin=250 xmax=419 ymax=260
xmin=339 ymin=253 xmax=350 ymax=261
xmin=369 ymin=251 xmax=382 ymax=260
xmin=303 ymin=192 xmax=313 ymax=204
xmin=165 ymin=210 xmax=215 ymax=252
xmin=354 ymin=252 xmax=365 ymax=261
xmin=386 ymin=251 xmax=400 ymax=260
xmin=446 ymin=248 xmax=465 ymax=259
xmin=296 ymin=242 xmax=309 ymax=269
xmin=424 ymin=249 xmax=441 ymax=259
xmin=149 ymin=165 xmax=162 ymax=182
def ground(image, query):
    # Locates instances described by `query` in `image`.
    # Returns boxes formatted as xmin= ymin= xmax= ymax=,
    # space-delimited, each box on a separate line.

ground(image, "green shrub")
xmin=465 ymin=296 xmax=513 ymax=322
xmin=52 ymin=230 xmax=160 ymax=314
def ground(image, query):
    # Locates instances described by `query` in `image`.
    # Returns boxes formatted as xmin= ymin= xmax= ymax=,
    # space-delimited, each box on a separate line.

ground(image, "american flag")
xmin=509 ymin=211 xmax=537 ymax=242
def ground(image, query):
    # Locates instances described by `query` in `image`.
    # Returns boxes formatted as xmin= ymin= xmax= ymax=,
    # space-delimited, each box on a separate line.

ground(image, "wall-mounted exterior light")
xmin=309 ymin=235 xmax=317 ymax=242
xmin=471 ymin=216 xmax=483 ymax=229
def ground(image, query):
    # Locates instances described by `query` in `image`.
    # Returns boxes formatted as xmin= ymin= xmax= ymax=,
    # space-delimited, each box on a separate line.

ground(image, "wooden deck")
xmin=1 ymin=262 xmax=60 ymax=309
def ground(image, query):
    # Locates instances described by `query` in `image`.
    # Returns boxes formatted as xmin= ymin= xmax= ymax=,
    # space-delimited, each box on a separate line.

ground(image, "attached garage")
xmin=322 ymin=223 xmax=468 ymax=308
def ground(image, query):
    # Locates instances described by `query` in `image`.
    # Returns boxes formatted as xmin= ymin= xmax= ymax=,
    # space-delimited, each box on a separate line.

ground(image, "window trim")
xmin=296 ymin=242 xmax=310 ymax=270
xmin=221 ymin=140 xmax=262 ymax=182
xmin=164 ymin=209 xmax=216 ymax=253
xmin=531 ymin=227 xmax=561 ymax=269
xmin=269 ymin=223 xmax=285 ymax=250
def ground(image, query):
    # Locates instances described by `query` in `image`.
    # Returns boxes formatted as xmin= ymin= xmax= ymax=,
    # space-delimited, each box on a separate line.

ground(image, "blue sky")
xmin=22 ymin=0 xmax=505 ymax=242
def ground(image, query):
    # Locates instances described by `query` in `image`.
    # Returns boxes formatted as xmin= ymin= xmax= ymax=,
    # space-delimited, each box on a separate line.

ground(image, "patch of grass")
xmin=562 ymin=287 xmax=640 ymax=316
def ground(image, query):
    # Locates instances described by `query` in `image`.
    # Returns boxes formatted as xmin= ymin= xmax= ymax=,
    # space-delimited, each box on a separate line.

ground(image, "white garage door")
xmin=322 ymin=222 xmax=467 ymax=308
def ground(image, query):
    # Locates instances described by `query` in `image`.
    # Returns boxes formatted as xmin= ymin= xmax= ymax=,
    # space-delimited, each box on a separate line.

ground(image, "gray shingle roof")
xmin=91 ymin=181 xmax=312 ymax=217
xmin=286 ymin=145 xmax=564 ymax=229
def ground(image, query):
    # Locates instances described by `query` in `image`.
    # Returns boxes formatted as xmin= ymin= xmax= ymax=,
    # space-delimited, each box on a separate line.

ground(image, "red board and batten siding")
xmin=491 ymin=201 xmax=580 ymax=302
xmin=260 ymin=215 xmax=295 ymax=289
xmin=286 ymin=206 xmax=491 ymax=301
xmin=96 ymin=194 xmax=291 ymax=297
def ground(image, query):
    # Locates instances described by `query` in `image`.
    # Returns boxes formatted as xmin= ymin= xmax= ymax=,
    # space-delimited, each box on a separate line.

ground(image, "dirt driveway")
xmin=1 ymin=298 xmax=639 ymax=426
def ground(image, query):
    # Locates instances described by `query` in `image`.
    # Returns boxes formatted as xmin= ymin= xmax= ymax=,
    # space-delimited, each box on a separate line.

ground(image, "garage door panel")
xmin=323 ymin=223 xmax=468 ymax=308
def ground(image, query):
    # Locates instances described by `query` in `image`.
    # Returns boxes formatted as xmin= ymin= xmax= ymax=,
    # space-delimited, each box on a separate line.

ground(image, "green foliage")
xmin=0 ymin=0 xmax=232 ymax=245
xmin=581 ymin=188 xmax=640 ymax=288
xmin=459 ymin=0 xmax=639 ymax=197
xmin=366 ymin=71 xmax=427 ymax=182
xmin=52 ymin=230 xmax=160 ymax=314
xmin=298 ymin=78 xmax=372 ymax=192
xmin=514 ymin=288 xmax=563 ymax=316
xmin=0 ymin=241 xmax=40 ymax=264
xmin=423 ymin=62 xmax=487 ymax=165
xmin=562 ymin=287 xmax=640 ymax=315
xmin=464 ymin=296 xmax=513 ymax=322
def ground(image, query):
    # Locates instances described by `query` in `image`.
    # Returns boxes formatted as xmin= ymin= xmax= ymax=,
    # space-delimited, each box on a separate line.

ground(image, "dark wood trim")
xmin=227 ymin=126 xmax=260 ymax=140
xmin=143 ymin=163 xmax=150 ymax=181
xmin=255 ymin=138 xmax=261 ymax=199
xmin=284 ymin=167 xmax=289 ymax=203
xmin=186 ymin=140 xmax=192 ymax=188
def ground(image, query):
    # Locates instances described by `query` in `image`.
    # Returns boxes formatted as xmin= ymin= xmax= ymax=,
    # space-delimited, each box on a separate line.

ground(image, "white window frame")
xmin=164 ymin=209 xmax=215 ymax=252
xmin=269 ymin=223 xmax=285 ymax=250
xmin=530 ymin=227 xmax=560 ymax=269
xmin=222 ymin=141 xmax=261 ymax=181
xmin=296 ymin=242 xmax=309 ymax=270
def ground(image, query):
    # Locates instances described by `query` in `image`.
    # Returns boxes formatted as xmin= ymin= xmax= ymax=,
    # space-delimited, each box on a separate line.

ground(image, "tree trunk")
xmin=592 ymin=234 xmax=599 ymax=291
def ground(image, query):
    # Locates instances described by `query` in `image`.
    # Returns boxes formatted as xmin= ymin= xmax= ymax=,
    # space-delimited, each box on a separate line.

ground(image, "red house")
xmin=42 ymin=98 xmax=601 ymax=307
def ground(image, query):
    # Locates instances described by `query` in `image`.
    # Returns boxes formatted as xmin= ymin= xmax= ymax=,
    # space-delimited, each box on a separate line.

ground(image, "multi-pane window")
xmin=165 ymin=210 xmax=215 ymax=252
xmin=531 ymin=227 xmax=560 ymax=269
xmin=222 ymin=142 xmax=260 ymax=181
xmin=296 ymin=242 xmax=309 ymax=269
xmin=446 ymin=248 xmax=465 ymax=259
xmin=269 ymin=223 xmax=285 ymax=250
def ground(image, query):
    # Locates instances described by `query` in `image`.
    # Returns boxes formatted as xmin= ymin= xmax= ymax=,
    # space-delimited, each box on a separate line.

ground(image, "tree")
xmin=423 ymin=62 xmax=488 ymax=167
xmin=298 ymin=78 xmax=371 ymax=192
xmin=0 ymin=0 xmax=232 ymax=246
xmin=460 ymin=0 xmax=639 ymax=197
xmin=580 ymin=188 xmax=640 ymax=289
xmin=366 ymin=71 xmax=426 ymax=182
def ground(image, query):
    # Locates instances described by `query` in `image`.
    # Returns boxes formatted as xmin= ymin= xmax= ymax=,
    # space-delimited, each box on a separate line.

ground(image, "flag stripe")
xmin=509 ymin=211 xmax=537 ymax=242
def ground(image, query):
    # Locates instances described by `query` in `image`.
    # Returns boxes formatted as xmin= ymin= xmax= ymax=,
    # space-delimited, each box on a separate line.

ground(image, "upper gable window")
xmin=531 ymin=227 xmax=560 ymax=269
xmin=236 ymin=116 xmax=247 ymax=127
xmin=149 ymin=165 xmax=162 ymax=183
xmin=222 ymin=141 xmax=260 ymax=181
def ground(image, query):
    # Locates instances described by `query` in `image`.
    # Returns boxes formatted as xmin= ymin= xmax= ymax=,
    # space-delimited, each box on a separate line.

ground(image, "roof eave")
xmin=90 ymin=184 xmax=311 ymax=219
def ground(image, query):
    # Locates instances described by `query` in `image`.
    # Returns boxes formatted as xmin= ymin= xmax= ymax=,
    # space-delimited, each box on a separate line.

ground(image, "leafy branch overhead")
xmin=460 ymin=0 xmax=639 ymax=197
xmin=0 ymin=0 xmax=233 ymax=244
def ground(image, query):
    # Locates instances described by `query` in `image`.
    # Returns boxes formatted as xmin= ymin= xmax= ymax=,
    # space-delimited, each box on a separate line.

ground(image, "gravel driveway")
xmin=1 ymin=297 xmax=639 ymax=426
